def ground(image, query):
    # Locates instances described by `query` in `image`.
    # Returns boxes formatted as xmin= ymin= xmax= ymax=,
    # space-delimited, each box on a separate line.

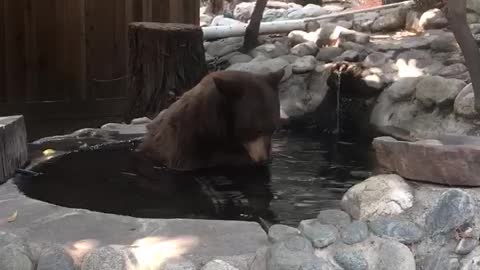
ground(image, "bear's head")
xmin=211 ymin=69 xmax=285 ymax=164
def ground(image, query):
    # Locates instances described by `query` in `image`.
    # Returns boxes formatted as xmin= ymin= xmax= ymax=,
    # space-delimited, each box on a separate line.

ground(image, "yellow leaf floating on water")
xmin=7 ymin=211 xmax=17 ymax=223
xmin=42 ymin=149 xmax=56 ymax=156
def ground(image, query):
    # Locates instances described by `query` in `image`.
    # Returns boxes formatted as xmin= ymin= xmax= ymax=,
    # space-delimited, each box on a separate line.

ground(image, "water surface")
xmin=15 ymin=130 xmax=374 ymax=226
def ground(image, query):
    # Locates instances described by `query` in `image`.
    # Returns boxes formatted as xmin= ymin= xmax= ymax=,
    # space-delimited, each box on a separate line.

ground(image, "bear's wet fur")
xmin=137 ymin=69 xmax=285 ymax=171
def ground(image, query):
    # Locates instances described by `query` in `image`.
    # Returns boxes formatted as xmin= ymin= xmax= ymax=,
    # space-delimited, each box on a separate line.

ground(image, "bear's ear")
xmin=213 ymin=76 xmax=243 ymax=99
xmin=265 ymin=69 xmax=285 ymax=90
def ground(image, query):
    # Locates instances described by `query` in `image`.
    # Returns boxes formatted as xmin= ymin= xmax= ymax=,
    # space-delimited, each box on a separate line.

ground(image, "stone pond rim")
xmin=373 ymin=135 xmax=480 ymax=186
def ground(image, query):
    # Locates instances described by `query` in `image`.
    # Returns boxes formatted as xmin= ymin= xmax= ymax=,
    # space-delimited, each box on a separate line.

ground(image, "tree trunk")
xmin=0 ymin=116 xmax=27 ymax=184
xmin=125 ymin=23 xmax=208 ymax=122
xmin=242 ymin=0 xmax=268 ymax=52
xmin=446 ymin=0 xmax=480 ymax=112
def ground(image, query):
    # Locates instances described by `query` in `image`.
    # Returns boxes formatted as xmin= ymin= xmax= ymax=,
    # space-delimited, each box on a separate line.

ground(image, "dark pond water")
xmin=15 ymin=130 xmax=374 ymax=226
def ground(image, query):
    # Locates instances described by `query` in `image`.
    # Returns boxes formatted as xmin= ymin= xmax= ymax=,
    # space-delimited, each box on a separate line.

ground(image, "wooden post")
xmin=0 ymin=115 xmax=27 ymax=184
xmin=125 ymin=23 xmax=208 ymax=121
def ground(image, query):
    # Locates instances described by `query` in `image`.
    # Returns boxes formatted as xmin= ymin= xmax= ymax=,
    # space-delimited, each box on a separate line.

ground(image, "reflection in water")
xmin=15 ymin=131 xmax=374 ymax=226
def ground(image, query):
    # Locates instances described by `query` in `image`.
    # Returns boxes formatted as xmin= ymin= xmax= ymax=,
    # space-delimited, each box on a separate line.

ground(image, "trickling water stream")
xmin=15 ymin=130 xmax=374 ymax=226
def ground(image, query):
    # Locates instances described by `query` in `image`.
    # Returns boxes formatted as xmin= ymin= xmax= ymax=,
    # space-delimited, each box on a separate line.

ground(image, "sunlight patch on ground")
xmin=65 ymin=239 xmax=101 ymax=266
xmin=130 ymin=236 xmax=199 ymax=269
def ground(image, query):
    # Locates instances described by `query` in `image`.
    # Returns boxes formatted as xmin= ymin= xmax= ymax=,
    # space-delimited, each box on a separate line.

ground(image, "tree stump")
xmin=0 ymin=115 xmax=27 ymax=184
xmin=125 ymin=23 xmax=208 ymax=122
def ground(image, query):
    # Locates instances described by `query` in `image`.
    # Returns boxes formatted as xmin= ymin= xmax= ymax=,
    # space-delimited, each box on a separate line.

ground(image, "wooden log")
xmin=0 ymin=115 xmax=27 ymax=184
xmin=125 ymin=23 xmax=208 ymax=121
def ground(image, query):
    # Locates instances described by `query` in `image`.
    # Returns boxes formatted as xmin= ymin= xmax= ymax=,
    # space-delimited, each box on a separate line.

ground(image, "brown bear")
xmin=137 ymin=69 xmax=285 ymax=171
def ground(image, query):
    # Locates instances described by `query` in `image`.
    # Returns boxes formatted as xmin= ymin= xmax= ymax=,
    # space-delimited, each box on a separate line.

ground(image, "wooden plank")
xmin=86 ymin=0 xmax=115 ymax=100
xmin=142 ymin=0 xmax=152 ymax=21
xmin=24 ymin=0 xmax=39 ymax=102
xmin=113 ymin=0 xmax=128 ymax=98
xmin=0 ymin=115 xmax=27 ymax=184
xmin=0 ymin=99 xmax=129 ymax=120
xmin=4 ymin=0 xmax=28 ymax=102
xmin=151 ymin=0 xmax=165 ymax=22
xmin=65 ymin=0 xmax=87 ymax=101
xmin=0 ymin=0 xmax=5 ymax=102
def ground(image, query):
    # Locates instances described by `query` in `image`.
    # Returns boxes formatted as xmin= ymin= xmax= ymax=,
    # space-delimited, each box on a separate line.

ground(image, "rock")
xmin=266 ymin=236 xmax=316 ymax=270
xmin=341 ymin=221 xmax=369 ymax=245
xmin=456 ymin=238 xmax=479 ymax=255
xmin=227 ymin=57 xmax=291 ymax=80
xmin=200 ymin=14 xmax=213 ymax=27
xmin=455 ymin=83 xmax=479 ymax=118
xmin=371 ymin=7 xmax=407 ymax=32
xmin=341 ymin=174 xmax=414 ymax=220
xmin=37 ymin=246 xmax=75 ymax=270
xmin=298 ymin=219 xmax=339 ymax=248
xmin=415 ymin=76 xmax=466 ymax=108
xmin=421 ymin=248 xmax=459 ymax=270
xmin=405 ymin=10 xmax=422 ymax=32
xmin=163 ymin=259 xmax=196 ymax=270
xmin=250 ymin=42 xmax=289 ymax=59
xmin=339 ymin=30 xmax=370 ymax=44
xmin=368 ymin=217 xmax=424 ymax=244
xmin=460 ymin=246 xmax=480 ymax=269
xmin=268 ymin=224 xmax=301 ymax=243
xmin=279 ymin=54 xmax=300 ymax=64
xmin=431 ymin=34 xmax=458 ymax=52
xmin=299 ymin=257 xmax=333 ymax=270
xmin=279 ymin=64 xmax=332 ymax=120
xmin=317 ymin=209 xmax=351 ymax=228
xmin=211 ymin=16 xmax=244 ymax=26
xmin=228 ymin=53 xmax=253 ymax=65
xmin=0 ymin=244 xmax=33 ymax=270
xmin=131 ymin=117 xmax=151 ymax=125
xmin=373 ymin=137 xmax=480 ymax=186
xmin=250 ymin=247 xmax=267 ymax=270
xmin=202 ymin=260 xmax=239 ymax=270
xmin=234 ymin=2 xmax=255 ymax=22
xmin=81 ymin=246 xmax=126 ymax=270
xmin=206 ymin=37 xmax=243 ymax=58
xmin=468 ymin=0 xmax=480 ymax=14
xmin=374 ymin=36 xmax=433 ymax=51
xmin=291 ymin=42 xmax=318 ymax=57
xmin=426 ymin=189 xmax=475 ymax=236
xmin=316 ymin=47 xmax=344 ymax=62
xmin=288 ymin=30 xmax=319 ymax=45
xmin=396 ymin=49 xmax=433 ymax=68
xmin=353 ymin=12 xmax=379 ymax=32
xmin=292 ymin=55 xmax=317 ymax=73
xmin=262 ymin=8 xmax=288 ymax=22
xmin=363 ymin=52 xmax=388 ymax=68
xmin=438 ymin=63 xmax=468 ymax=77
xmin=468 ymin=12 xmax=480 ymax=24
xmin=471 ymin=23 xmax=480 ymax=34
xmin=376 ymin=240 xmax=416 ymax=270
xmin=363 ymin=74 xmax=385 ymax=90
xmin=333 ymin=50 xmax=360 ymax=62
xmin=288 ymin=4 xmax=329 ymax=20
xmin=384 ymin=77 xmax=421 ymax=102
xmin=334 ymin=251 xmax=368 ymax=270
xmin=419 ymin=9 xmax=448 ymax=30
xmin=340 ymin=41 xmax=367 ymax=52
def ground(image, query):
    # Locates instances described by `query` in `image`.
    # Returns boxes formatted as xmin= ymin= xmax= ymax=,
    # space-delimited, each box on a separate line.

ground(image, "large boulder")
xmin=371 ymin=7 xmax=407 ymax=33
xmin=455 ymin=83 xmax=479 ymax=118
xmin=415 ymin=76 xmax=466 ymax=108
xmin=373 ymin=136 xmax=480 ymax=186
xmin=341 ymin=174 xmax=414 ymax=220
xmin=287 ymin=4 xmax=329 ymax=20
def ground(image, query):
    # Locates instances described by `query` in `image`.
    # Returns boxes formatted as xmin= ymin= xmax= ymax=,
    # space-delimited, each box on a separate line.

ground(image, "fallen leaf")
xmin=7 ymin=211 xmax=17 ymax=223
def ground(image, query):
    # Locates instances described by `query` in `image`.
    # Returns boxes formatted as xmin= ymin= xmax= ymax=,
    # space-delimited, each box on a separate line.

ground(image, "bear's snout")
xmin=243 ymin=136 xmax=272 ymax=163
